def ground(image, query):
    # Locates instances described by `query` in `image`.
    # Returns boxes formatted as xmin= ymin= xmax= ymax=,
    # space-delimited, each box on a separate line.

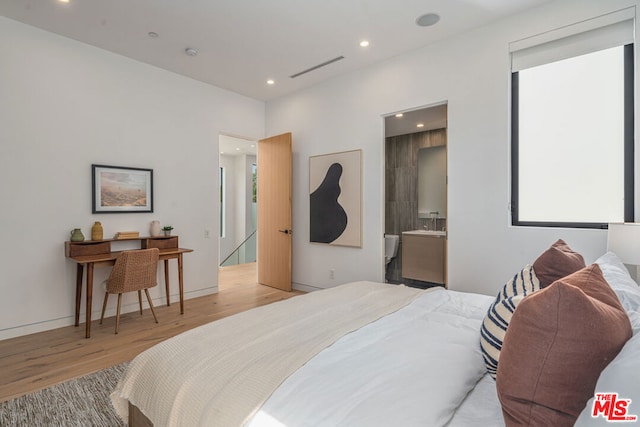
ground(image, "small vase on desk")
xmin=70 ymin=228 xmax=84 ymax=242
xmin=150 ymin=220 xmax=161 ymax=237
xmin=91 ymin=221 xmax=103 ymax=240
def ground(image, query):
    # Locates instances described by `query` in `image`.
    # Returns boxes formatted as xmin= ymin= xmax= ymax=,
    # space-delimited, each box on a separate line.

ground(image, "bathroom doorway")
xmin=383 ymin=103 xmax=448 ymax=288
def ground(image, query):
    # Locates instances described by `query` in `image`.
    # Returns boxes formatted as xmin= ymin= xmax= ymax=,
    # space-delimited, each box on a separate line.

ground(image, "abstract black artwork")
xmin=310 ymin=163 xmax=348 ymax=243
xmin=309 ymin=150 xmax=362 ymax=247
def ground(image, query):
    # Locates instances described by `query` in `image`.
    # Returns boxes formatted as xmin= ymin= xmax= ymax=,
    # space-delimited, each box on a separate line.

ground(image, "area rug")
xmin=0 ymin=363 xmax=128 ymax=427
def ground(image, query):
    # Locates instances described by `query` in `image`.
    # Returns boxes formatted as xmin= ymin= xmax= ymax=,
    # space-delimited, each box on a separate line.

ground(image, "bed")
xmin=111 ymin=244 xmax=640 ymax=427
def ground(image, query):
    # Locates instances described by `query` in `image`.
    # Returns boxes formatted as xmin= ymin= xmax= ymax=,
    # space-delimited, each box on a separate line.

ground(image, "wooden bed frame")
xmin=129 ymin=402 xmax=153 ymax=427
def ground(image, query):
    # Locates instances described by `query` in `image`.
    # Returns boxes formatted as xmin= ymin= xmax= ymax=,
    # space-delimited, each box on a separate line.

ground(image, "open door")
xmin=257 ymin=133 xmax=292 ymax=291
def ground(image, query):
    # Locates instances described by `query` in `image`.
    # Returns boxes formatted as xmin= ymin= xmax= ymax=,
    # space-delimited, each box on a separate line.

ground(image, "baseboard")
xmin=0 ymin=286 xmax=219 ymax=341
xmin=0 ymin=317 xmax=76 ymax=340
xmin=292 ymin=282 xmax=322 ymax=293
xmin=99 ymin=286 xmax=218 ymax=320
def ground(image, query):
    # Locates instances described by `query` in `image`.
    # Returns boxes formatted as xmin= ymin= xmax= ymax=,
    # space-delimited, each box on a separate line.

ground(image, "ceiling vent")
xmin=290 ymin=56 xmax=345 ymax=79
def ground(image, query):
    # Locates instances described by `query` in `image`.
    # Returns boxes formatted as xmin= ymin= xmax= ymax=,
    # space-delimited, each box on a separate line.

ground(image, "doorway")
xmin=383 ymin=104 xmax=448 ymax=288
xmin=218 ymin=134 xmax=258 ymax=289
xmin=218 ymin=132 xmax=293 ymax=293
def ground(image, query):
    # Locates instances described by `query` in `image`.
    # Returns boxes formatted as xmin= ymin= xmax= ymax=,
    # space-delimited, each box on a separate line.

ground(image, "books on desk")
xmin=115 ymin=231 xmax=140 ymax=239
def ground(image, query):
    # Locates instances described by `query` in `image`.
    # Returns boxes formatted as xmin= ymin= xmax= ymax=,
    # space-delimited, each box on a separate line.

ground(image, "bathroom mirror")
xmin=418 ymin=145 xmax=446 ymax=219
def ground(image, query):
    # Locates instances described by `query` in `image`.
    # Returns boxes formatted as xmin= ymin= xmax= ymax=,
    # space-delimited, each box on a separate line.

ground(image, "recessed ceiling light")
xmin=58 ymin=0 xmax=70 ymax=3
xmin=395 ymin=113 xmax=404 ymax=118
xmin=236 ymin=147 xmax=241 ymax=151
xmin=417 ymin=123 xmax=425 ymax=128
xmin=266 ymin=79 xmax=275 ymax=85
xmin=416 ymin=13 xmax=440 ymax=27
xmin=359 ymin=40 xmax=370 ymax=48
xmin=184 ymin=47 xmax=198 ymax=57
xmin=250 ymin=144 xmax=255 ymax=148
xmin=148 ymin=31 xmax=159 ymax=38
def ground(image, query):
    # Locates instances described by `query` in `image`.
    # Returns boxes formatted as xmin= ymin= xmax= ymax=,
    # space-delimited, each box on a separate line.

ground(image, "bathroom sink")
xmin=402 ymin=230 xmax=446 ymax=237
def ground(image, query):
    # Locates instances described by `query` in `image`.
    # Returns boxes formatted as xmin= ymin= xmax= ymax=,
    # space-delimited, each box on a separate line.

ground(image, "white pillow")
xmin=574 ymin=332 xmax=640 ymax=425
xmin=575 ymin=252 xmax=640 ymax=424
xmin=595 ymin=251 xmax=640 ymax=334
xmin=479 ymin=264 xmax=540 ymax=379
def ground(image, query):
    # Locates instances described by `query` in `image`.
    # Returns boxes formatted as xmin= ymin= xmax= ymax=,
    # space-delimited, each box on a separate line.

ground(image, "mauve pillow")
xmin=532 ymin=239 xmax=586 ymax=287
xmin=496 ymin=264 xmax=632 ymax=427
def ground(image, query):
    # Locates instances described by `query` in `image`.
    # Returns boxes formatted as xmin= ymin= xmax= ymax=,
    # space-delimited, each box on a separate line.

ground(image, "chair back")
xmin=106 ymin=248 xmax=159 ymax=294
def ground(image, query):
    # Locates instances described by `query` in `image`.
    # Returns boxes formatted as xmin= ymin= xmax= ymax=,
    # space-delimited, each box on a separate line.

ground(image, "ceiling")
xmin=0 ymin=0 xmax=553 ymax=101
xmin=220 ymin=134 xmax=257 ymax=157
xmin=385 ymin=104 xmax=448 ymax=137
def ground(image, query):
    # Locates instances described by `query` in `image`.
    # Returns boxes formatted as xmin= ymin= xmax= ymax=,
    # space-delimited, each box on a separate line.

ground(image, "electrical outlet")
xmin=204 ymin=229 xmax=211 ymax=239
xmin=330 ymin=269 xmax=335 ymax=280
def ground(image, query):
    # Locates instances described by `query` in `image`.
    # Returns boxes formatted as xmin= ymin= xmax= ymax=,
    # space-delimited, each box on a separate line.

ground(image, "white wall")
xmin=220 ymin=154 xmax=238 ymax=261
xmin=234 ymin=154 xmax=257 ymax=247
xmin=265 ymin=0 xmax=640 ymax=295
xmin=0 ymin=17 xmax=265 ymax=339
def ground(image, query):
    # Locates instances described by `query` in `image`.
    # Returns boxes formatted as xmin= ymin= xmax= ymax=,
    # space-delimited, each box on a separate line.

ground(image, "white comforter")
xmin=113 ymin=283 xmax=499 ymax=426
xmin=249 ymin=288 xmax=495 ymax=427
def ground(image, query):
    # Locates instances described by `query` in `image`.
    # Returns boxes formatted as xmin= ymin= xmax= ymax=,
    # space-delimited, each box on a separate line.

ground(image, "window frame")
xmin=220 ymin=166 xmax=226 ymax=238
xmin=510 ymin=43 xmax=635 ymax=229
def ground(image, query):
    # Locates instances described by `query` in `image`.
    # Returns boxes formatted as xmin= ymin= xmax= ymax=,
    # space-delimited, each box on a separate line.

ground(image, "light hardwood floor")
xmin=0 ymin=263 xmax=304 ymax=403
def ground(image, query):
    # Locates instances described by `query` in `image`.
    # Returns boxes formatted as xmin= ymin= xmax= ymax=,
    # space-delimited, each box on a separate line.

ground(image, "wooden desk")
xmin=65 ymin=236 xmax=193 ymax=338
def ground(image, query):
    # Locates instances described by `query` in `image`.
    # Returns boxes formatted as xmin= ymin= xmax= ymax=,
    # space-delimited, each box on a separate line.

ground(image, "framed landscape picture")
xmin=92 ymin=164 xmax=153 ymax=213
xmin=309 ymin=149 xmax=362 ymax=247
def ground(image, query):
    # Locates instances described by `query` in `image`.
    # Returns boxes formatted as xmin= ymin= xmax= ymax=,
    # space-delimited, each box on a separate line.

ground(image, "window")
xmin=511 ymin=15 xmax=634 ymax=228
xmin=252 ymin=163 xmax=257 ymax=203
xmin=220 ymin=166 xmax=225 ymax=238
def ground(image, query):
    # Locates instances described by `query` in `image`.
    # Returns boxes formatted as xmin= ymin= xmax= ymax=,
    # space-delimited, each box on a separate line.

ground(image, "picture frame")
xmin=92 ymin=164 xmax=153 ymax=213
xmin=309 ymin=149 xmax=362 ymax=247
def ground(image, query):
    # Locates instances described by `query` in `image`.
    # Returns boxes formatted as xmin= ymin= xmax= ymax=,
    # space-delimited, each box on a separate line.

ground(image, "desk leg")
xmin=85 ymin=263 xmax=94 ymax=339
xmin=164 ymin=259 xmax=170 ymax=306
xmin=74 ymin=264 xmax=83 ymax=327
xmin=178 ymin=254 xmax=184 ymax=315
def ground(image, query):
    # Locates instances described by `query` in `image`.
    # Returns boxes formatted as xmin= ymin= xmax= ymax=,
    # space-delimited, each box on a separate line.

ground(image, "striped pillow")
xmin=480 ymin=264 xmax=540 ymax=379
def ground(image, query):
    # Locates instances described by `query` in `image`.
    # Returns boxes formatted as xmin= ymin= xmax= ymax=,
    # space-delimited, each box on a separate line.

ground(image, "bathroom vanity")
xmin=401 ymin=230 xmax=446 ymax=285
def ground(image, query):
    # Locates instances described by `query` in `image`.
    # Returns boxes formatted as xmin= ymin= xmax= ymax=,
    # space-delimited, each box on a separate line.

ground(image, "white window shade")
xmin=510 ymin=7 xmax=634 ymax=228
xmin=511 ymin=9 xmax=634 ymax=72
xmin=516 ymin=46 xmax=626 ymax=224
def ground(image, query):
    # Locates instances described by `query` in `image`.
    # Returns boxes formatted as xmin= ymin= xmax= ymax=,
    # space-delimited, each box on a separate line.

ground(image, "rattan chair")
xmin=100 ymin=248 xmax=160 ymax=334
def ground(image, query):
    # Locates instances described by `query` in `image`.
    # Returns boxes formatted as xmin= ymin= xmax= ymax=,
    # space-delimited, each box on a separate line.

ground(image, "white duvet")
xmin=249 ymin=288 xmax=496 ymax=427
xmin=113 ymin=283 xmax=501 ymax=426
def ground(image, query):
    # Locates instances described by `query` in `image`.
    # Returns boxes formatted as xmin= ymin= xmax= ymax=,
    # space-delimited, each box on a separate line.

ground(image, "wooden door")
xmin=257 ymin=133 xmax=292 ymax=291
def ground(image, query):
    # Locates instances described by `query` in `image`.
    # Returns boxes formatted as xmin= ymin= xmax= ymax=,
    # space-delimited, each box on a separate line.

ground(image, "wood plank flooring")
xmin=0 ymin=263 xmax=304 ymax=403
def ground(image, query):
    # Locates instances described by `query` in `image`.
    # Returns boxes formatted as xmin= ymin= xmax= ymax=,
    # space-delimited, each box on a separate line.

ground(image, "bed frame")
xmin=129 ymin=402 xmax=153 ymax=427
